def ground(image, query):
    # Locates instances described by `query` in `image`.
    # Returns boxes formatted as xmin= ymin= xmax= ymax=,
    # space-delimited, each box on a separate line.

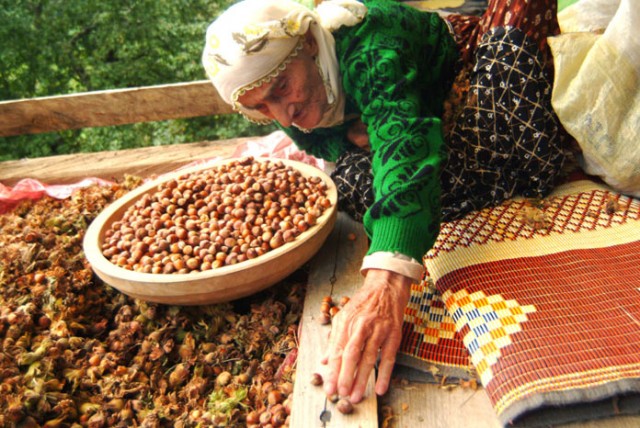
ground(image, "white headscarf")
xmin=202 ymin=0 xmax=367 ymax=129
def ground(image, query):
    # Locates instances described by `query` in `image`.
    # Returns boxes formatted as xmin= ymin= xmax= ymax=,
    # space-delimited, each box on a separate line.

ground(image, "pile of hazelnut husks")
xmin=0 ymin=175 xmax=305 ymax=427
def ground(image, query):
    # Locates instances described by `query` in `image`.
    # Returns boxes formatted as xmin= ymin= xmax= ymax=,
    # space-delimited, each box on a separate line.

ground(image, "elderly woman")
xmin=202 ymin=0 xmax=568 ymax=404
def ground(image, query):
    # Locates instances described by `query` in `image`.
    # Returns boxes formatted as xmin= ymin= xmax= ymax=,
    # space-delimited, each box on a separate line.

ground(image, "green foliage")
xmin=207 ymin=387 xmax=248 ymax=415
xmin=0 ymin=0 xmax=275 ymax=161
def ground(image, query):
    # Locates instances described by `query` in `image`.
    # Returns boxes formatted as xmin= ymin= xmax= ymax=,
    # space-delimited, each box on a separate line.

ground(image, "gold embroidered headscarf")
xmin=202 ymin=0 xmax=367 ymax=129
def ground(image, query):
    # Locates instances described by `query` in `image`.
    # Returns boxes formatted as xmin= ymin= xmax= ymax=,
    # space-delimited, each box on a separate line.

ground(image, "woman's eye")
xmin=275 ymin=78 xmax=288 ymax=94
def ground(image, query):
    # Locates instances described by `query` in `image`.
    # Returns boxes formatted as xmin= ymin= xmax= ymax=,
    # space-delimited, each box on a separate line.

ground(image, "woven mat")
xmin=397 ymin=179 xmax=640 ymax=426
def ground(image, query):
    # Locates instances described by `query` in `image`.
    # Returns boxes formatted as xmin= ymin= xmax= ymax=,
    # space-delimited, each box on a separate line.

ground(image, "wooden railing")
xmin=0 ymin=81 xmax=257 ymax=186
xmin=0 ymin=80 xmax=231 ymax=137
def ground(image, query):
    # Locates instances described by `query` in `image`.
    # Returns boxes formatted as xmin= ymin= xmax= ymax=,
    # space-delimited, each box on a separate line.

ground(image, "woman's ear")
xmin=303 ymin=31 xmax=319 ymax=57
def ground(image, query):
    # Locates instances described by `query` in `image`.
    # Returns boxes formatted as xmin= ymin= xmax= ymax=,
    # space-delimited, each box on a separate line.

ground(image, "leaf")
xmin=231 ymin=32 xmax=247 ymax=45
xmin=242 ymin=33 xmax=268 ymax=54
xmin=213 ymin=54 xmax=230 ymax=66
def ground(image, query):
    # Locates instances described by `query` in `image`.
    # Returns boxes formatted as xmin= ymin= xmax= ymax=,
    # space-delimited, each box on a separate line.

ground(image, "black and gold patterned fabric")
xmin=331 ymin=148 xmax=375 ymax=223
xmin=332 ymin=26 xmax=569 ymax=223
xmin=440 ymin=27 xmax=568 ymax=222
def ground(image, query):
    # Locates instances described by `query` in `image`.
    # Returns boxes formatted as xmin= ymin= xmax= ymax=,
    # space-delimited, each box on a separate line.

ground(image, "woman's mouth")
xmin=292 ymin=108 xmax=309 ymax=127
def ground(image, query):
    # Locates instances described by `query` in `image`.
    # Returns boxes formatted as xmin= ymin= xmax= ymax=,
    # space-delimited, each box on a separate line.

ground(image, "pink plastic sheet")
xmin=0 ymin=131 xmax=323 ymax=214
xmin=0 ymin=177 xmax=116 ymax=214
xmin=172 ymin=130 xmax=324 ymax=173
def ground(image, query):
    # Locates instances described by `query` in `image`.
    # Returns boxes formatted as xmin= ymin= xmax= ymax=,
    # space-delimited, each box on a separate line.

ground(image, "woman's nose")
xmin=268 ymin=101 xmax=294 ymax=128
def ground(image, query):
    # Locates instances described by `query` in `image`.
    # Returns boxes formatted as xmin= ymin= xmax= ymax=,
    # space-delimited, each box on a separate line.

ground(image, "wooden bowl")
xmin=83 ymin=158 xmax=337 ymax=305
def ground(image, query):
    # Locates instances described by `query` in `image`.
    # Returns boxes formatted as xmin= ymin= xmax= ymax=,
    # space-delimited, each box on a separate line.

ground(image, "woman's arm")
xmin=321 ymin=0 xmax=457 ymax=401
xmin=337 ymin=1 xmax=456 ymax=261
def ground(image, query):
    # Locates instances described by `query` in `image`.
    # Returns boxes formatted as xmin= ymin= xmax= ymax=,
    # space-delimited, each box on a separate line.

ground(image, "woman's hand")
xmin=347 ymin=118 xmax=370 ymax=150
xmin=321 ymin=268 xmax=412 ymax=403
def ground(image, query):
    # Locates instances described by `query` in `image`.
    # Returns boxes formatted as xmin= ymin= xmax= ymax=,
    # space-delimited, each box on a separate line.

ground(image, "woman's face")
xmin=237 ymin=33 xmax=328 ymax=129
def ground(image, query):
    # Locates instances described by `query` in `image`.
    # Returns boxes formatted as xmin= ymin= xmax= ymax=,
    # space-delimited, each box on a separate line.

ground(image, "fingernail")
xmin=324 ymin=382 xmax=335 ymax=395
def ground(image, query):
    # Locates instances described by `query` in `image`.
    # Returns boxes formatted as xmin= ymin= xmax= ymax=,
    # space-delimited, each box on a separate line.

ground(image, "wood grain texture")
xmin=380 ymin=331 xmax=640 ymax=427
xmin=291 ymin=213 xmax=378 ymax=428
xmin=0 ymin=137 xmax=253 ymax=186
xmin=380 ymin=381 xmax=502 ymax=428
xmin=0 ymin=80 xmax=233 ymax=137
xmin=379 ymin=381 xmax=640 ymax=428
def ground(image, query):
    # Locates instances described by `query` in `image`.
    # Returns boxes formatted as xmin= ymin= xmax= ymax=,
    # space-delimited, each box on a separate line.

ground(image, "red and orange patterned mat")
xmin=398 ymin=179 xmax=640 ymax=426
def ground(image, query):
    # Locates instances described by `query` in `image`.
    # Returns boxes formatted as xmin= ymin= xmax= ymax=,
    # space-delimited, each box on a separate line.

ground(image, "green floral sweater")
xmin=280 ymin=0 xmax=458 ymax=261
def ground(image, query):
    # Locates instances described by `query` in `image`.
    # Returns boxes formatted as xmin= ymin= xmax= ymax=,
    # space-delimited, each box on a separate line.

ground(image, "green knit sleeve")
xmin=336 ymin=0 xmax=458 ymax=260
xmin=277 ymin=122 xmax=354 ymax=163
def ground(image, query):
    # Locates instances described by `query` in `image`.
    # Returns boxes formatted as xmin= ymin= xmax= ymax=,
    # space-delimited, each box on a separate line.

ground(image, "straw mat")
xmin=397 ymin=179 xmax=640 ymax=426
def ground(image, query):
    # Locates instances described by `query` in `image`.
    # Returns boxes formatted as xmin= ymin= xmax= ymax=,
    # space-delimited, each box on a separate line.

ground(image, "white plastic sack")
xmin=549 ymin=0 xmax=640 ymax=197
xmin=558 ymin=0 xmax=621 ymax=33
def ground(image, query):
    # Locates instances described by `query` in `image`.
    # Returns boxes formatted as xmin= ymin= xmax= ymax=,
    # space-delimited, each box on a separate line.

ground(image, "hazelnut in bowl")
xmin=83 ymin=157 xmax=337 ymax=305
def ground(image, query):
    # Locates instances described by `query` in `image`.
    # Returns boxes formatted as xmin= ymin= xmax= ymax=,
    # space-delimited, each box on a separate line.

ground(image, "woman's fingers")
xmin=320 ymin=318 xmax=340 ymax=365
xmin=348 ymin=327 xmax=386 ymax=403
xmin=336 ymin=318 xmax=373 ymax=398
xmin=323 ymin=311 xmax=350 ymax=396
xmin=323 ymin=307 xmax=371 ymax=397
xmin=374 ymin=331 xmax=401 ymax=396
xmin=325 ymin=309 xmax=395 ymax=401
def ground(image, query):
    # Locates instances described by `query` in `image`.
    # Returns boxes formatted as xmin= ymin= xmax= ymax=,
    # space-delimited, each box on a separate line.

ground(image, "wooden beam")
xmin=291 ymin=213 xmax=378 ymax=428
xmin=380 ymin=381 xmax=501 ymax=428
xmin=0 ymin=137 xmax=252 ymax=186
xmin=0 ymin=80 xmax=233 ymax=137
xmin=380 ymin=380 xmax=640 ymax=428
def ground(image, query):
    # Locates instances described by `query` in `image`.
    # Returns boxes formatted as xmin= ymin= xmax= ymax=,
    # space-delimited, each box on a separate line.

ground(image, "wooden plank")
xmin=0 ymin=80 xmax=233 ymax=137
xmin=0 ymin=136 xmax=253 ymax=186
xmin=380 ymin=381 xmax=502 ymax=428
xmin=563 ymin=416 xmax=640 ymax=428
xmin=291 ymin=213 xmax=378 ymax=428
xmin=380 ymin=379 xmax=640 ymax=427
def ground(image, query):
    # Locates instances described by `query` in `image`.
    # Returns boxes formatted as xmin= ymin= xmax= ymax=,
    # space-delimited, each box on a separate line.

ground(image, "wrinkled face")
xmin=237 ymin=33 xmax=328 ymax=130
